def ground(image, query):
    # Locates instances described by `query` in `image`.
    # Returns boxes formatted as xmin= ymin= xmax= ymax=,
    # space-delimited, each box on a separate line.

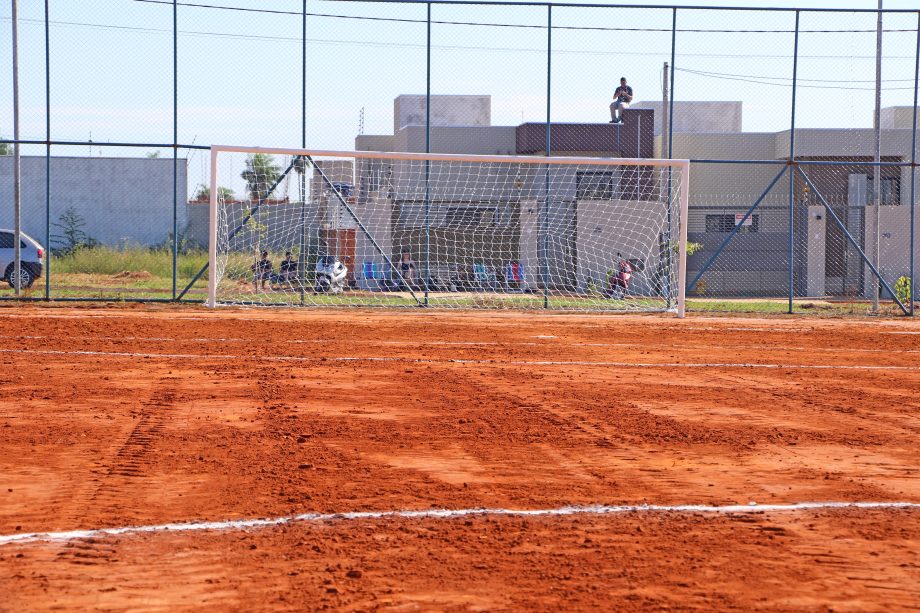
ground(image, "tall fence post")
xmin=425 ymin=2 xmax=431 ymax=306
xmin=666 ymin=7 xmax=677 ymax=308
xmin=172 ymin=0 xmax=178 ymax=299
xmin=668 ymin=8 xmax=676 ymax=162
xmin=871 ymin=1 xmax=884 ymax=311
xmin=542 ymin=4 xmax=551 ymax=309
xmin=788 ymin=10 xmax=800 ymax=314
xmin=12 ymin=0 xmax=21 ymax=298
xmin=44 ymin=0 xmax=51 ymax=300
xmin=299 ymin=0 xmax=307 ymax=305
xmin=911 ymin=10 xmax=920 ymax=315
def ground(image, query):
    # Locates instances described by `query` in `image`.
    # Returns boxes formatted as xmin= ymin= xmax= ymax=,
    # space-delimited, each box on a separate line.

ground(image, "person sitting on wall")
xmin=610 ymin=77 xmax=633 ymax=124
xmin=251 ymin=250 xmax=274 ymax=291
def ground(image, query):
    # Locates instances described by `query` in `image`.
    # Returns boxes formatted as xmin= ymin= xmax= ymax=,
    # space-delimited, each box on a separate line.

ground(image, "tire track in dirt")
xmin=55 ymin=378 xmax=179 ymax=567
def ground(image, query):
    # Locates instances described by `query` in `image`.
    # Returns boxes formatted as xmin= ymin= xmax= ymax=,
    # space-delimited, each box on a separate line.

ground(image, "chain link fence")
xmin=1 ymin=1 xmax=918 ymax=313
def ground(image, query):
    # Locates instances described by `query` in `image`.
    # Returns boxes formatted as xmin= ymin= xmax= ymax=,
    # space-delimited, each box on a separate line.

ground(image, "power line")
xmin=6 ymin=16 xmax=920 ymax=61
xmin=674 ymin=68 xmax=917 ymax=84
xmin=677 ymin=68 xmax=918 ymax=91
xmin=129 ymin=0 xmax=919 ymax=35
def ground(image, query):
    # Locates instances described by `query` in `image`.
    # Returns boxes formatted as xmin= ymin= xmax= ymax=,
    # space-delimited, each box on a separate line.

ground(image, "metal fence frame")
xmin=2 ymin=0 xmax=919 ymax=313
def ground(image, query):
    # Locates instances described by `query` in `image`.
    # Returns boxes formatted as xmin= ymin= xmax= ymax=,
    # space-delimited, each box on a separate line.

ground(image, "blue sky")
xmin=2 ymin=0 xmax=919 ymax=191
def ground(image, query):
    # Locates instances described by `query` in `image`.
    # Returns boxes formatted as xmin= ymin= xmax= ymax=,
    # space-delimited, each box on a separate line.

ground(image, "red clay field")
xmin=0 ymin=305 xmax=918 ymax=611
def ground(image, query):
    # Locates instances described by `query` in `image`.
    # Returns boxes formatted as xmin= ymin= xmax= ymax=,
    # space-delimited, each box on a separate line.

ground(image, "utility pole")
xmin=662 ymin=62 xmax=670 ymax=161
xmin=872 ymin=0 xmax=883 ymax=312
xmin=12 ymin=0 xmax=21 ymax=297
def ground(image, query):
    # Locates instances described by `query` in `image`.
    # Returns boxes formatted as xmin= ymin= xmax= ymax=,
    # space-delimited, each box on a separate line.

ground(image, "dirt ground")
xmin=0 ymin=305 xmax=918 ymax=611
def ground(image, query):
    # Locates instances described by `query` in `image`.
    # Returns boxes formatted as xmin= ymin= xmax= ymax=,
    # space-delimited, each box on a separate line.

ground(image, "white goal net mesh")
xmin=208 ymin=147 xmax=688 ymax=312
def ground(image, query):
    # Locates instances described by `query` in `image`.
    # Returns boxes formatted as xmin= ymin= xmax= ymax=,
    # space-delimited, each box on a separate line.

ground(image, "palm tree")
xmin=241 ymin=153 xmax=281 ymax=201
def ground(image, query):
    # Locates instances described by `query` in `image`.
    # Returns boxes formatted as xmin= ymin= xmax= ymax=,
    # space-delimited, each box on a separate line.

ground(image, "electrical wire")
xmin=677 ymin=67 xmax=917 ymax=91
xmin=126 ymin=0 xmax=919 ymax=35
xmin=5 ymin=16 xmax=920 ymax=62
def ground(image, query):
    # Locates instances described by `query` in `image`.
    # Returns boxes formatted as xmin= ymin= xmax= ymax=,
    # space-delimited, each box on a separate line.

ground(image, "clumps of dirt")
xmin=113 ymin=271 xmax=153 ymax=280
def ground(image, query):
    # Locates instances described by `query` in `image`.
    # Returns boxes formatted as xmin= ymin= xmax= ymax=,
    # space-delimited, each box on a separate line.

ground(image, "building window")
xmin=397 ymin=203 xmax=424 ymax=227
xmin=445 ymin=207 xmax=496 ymax=227
xmin=867 ymin=177 xmax=900 ymax=205
xmin=576 ymin=171 xmax=621 ymax=200
xmin=706 ymin=213 xmax=759 ymax=233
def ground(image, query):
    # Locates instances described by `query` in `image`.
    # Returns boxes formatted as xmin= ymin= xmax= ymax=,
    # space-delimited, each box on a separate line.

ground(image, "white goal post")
xmin=206 ymin=145 xmax=690 ymax=316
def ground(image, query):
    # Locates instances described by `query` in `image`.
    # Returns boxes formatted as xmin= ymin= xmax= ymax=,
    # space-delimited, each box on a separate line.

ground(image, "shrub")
xmin=894 ymin=275 xmax=911 ymax=308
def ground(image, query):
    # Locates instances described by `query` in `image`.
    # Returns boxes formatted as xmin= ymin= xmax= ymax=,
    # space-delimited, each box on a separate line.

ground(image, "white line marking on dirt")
xmin=1 ymin=348 xmax=917 ymax=371
xmin=9 ymin=335 xmax=920 ymax=355
xmin=2 ymin=502 xmax=916 ymax=547
xmin=0 ymin=349 xmax=920 ymax=371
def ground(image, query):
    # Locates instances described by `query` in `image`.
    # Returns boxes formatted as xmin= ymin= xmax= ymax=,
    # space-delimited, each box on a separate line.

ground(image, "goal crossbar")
xmin=211 ymin=144 xmax=690 ymax=170
xmin=207 ymin=146 xmax=690 ymax=316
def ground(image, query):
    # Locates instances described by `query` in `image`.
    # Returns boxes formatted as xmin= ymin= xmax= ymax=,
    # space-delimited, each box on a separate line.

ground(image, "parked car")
xmin=0 ymin=230 xmax=44 ymax=289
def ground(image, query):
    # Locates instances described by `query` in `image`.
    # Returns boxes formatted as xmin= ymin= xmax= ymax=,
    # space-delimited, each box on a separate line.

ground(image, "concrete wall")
xmin=519 ymin=199 xmax=539 ymax=291
xmin=686 ymin=231 xmax=792 ymax=296
xmin=632 ymin=101 xmax=743 ymax=136
xmin=189 ymin=200 xmax=321 ymax=254
xmin=0 ymin=156 xmax=187 ymax=248
xmin=863 ymin=204 xmax=920 ymax=300
xmin=353 ymin=192 xmax=393 ymax=290
xmin=668 ymin=132 xmax=783 ymax=207
xmin=394 ymin=95 xmax=491 ymax=132
xmin=354 ymin=134 xmax=395 ymax=152
xmin=575 ymin=198 xmax=668 ymax=296
xmin=773 ymin=128 xmax=915 ymax=160
xmin=397 ymin=125 xmax=518 ymax=156
xmin=311 ymin=160 xmax=356 ymax=229
xmin=806 ymin=205 xmax=827 ymax=297
xmin=516 ymin=111 xmax=654 ymax=157
xmin=881 ymin=107 xmax=919 ymax=130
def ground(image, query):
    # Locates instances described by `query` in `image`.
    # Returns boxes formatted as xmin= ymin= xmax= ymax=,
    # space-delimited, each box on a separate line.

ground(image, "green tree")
xmin=51 ymin=206 xmax=98 ymax=256
xmin=0 ymin=133 xmax=10 ymax=156
xmin=241 ymin=153 xmax=281 ymax=201
xmin=146 ymin=151 xmax=161 ymax=159
xmin=193 ymin=183 xmax=236 ymax=202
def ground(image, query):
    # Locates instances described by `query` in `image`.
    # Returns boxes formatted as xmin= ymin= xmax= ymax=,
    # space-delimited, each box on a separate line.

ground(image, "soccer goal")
xmin=206 ymin=145 xmax=689 ymax=315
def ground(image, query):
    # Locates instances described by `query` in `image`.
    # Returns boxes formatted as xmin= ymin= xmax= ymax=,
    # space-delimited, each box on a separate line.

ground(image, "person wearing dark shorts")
xmin=610 ymin=77 xmax=633 ymax=124
xmin=399 ymin=250 xmax=416 ymax=288
xmin=251 ymin=250 xmax=273 ymax=291
xmin=277 ymin=251 xmax=297 ymax=286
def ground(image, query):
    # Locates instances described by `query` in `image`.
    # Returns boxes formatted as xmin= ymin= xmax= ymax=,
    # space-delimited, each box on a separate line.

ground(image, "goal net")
xmin=206 ymin=146 xmax=689 ymax=315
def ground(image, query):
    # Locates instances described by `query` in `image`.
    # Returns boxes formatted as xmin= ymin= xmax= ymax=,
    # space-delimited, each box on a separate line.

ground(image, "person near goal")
xmin=399 ymin=250 xmax=417 ymax=288
xmin=609 ymin=77 xmax=633 ymax=124
xmin=276 ymin=251 xmax=298 ymax=287
xmin=251 ymin=250 xmax=274 ymax=291
xmin=607 ymin=252 xmax=633 ymax=298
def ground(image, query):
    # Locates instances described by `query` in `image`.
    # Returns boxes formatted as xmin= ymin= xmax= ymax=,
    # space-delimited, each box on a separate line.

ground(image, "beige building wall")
xmin=518 ymin=199 xmax=540 ymax=291
xmin=863 ymin=204 xmax=920 ymax=301
xmin=775 ymin=128 xmax=915 ymax=160
xmin=353 ymin=192 xmax=393 ymax=290
xmin=575 ymin=198 xmax=669 ymax=295
xmin=634 ymin=101 xmax=743 ymax=137
xmin=394 ymin=95 xmax=491 ymax=133
xmin=881 ymin=107 xmax=919 ymax=130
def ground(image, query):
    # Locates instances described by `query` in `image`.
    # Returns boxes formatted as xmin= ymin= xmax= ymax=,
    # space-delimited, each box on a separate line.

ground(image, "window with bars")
xmin=706 ymin=213 xmax=759 ymax=233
